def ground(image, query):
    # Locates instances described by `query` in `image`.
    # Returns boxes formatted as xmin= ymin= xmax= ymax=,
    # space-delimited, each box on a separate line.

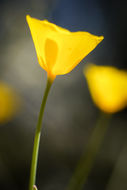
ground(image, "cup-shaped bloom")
xmin=84 ymin=64 xmax=127 ymax=113
xmin=0 ymin=82 xmax=20 ymax=123
xmin=26 ymin=15 xmax=104 ymax=80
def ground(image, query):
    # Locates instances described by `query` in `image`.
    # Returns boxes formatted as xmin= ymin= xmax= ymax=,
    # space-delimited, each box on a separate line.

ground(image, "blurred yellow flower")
xmin=0 ymin=82 xmax=20 ymax=123
xmin=26 ymin=15 xmax=104 ymax=81
xmin=84 ymin=64 xmax=127 ymax=113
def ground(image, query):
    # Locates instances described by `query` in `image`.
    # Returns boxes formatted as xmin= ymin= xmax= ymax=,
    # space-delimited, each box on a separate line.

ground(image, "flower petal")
xmin=52 ymin=33 xmax=103 ymax=75
xmin=26 ymin=15 xmax=70 ymax=74
xmin=26 ymin=15 xmax=104 ymax=77
xmin=84 ymin=64 xmax=127 ymax=113
xmin=0 ymin=82 xmax=20 ymax=123
xmin=45 ymin=38 xmax=58 ymax=74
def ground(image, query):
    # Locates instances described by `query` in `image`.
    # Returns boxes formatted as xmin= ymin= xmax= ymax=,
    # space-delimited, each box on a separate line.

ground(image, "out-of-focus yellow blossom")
xmin=0 ymin=82 xmax=20 ymax=123
xmin=84 ymin=64 xmax=127 ymax=113
xmin=26 ymin=15 xmax=104 ymax=81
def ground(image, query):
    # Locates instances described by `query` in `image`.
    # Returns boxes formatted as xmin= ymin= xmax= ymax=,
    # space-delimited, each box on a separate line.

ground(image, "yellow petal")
xmin=0 ymin=82 xmax=20 ymax=123
xmin=45 ymin=38 xmax=58 ymax=75
xmin=52 ymin=32 xmax=103 ymax=75
xmin=26 ymin=15 xmax=103 ymax=78
xmin=84 ymin=64 xmax=127 ymax=113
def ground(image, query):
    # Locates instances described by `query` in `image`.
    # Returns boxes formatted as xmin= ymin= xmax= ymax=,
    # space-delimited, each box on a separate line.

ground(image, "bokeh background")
xmin=0 ymin=0 xmax=127 ymax=190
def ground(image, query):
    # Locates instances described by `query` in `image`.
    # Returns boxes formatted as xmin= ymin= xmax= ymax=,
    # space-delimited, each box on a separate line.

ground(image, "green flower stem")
xmin=67 ymin=112 xmax=111 ymax=190
xmin=106 ymin=139 xmax=127 ymax=190
xmin=29 ymin=77 xmax=53 ymax=190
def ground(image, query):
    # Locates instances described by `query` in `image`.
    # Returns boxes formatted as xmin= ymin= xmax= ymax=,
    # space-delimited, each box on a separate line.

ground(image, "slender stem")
xmin=29 ymin=77 xmax=53 ymax=190
xmin=67 ymin=112 xmax=111 ymax=190
xmin=106 ymin=139 xmax=127 ymax=190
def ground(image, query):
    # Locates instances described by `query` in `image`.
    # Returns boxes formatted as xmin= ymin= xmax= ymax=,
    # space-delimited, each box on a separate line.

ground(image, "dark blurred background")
xmin=0 ymin=0 xmax=127 ymax=190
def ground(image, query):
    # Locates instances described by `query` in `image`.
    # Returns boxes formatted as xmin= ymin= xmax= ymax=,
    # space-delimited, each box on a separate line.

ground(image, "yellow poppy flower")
xmin=26 ymin=15 xmax=104 ymax=81
xmin=84 ymin=64 xmax=127 ymax=113
xmin=0 ymin=82 xmax=20 ymax=123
